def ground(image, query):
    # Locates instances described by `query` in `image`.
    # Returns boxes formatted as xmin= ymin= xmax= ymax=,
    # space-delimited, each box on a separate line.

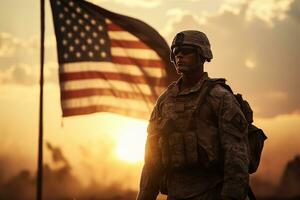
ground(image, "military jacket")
xmin=137 ymin=72 xmax=250 ymax=200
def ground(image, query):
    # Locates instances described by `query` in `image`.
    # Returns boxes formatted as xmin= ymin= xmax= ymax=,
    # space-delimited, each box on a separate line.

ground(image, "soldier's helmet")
xmin=170 ymin=30 xmax=213 ymax=62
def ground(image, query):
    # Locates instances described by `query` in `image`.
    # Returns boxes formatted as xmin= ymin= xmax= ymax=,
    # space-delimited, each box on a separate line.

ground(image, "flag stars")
xmin=73 ymin=26 xmax=78 ymax=31
xmin=98 ymin=25 xmax=103 ymax=31
xmin=100 ymin=52 xmax=107 ymax=58
xmin=92 ymin=32 xmax=98 ymax=38
xmin=59 ymin=13 xmax=64 ymax=19
xmin=62 ymin=39 xmax=68 ymax=46
xmin=76 ymin=52 xmax=81 ymax=58
xmin=76 ymin=7 xmax=81 ymax=13
xmin=105 ymin=19 xmax=112 ymax=24
xmin=80 ymin=32 xmax=85 ymax=38
xmin=85 ymin=25 xmax=91 ymax=31
xmin=81 ymin=45 xmax=87 ymax=51
xmin=87 ymin=38 xmax=92 ymax=44
xmin=100 ymin=38 xmax=105 ymax=44
xmin=88 ymin=51 xmax=94 ymax=57
xmin=69 ymin=46 xmax=74 ymax=52
xmin=60 ymin=26 xmax=66 ymax=32
xmin=54 ymin=3 xmax=111 ymax=62
xmin=84 ymin=13 xmax=89 ymax=19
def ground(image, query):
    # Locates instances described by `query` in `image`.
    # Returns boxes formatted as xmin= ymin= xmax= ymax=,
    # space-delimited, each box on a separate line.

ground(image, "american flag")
xmin=50 ymin=0 xmax=176 ymax=119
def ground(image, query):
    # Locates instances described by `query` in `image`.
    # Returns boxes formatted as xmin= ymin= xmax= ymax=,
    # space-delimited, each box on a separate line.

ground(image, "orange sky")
xmin=1 ymin=0 xmax=300 ymax=193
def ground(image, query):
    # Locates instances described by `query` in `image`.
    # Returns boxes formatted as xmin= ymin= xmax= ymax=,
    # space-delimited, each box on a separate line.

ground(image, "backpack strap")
xmin=206 ymin=79 xmax=254 ymax=124
xmin=194 ymin=78 xmax=227 ymax=110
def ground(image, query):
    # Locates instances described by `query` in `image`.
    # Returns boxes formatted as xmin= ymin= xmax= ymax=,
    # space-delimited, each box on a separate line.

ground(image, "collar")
xmin=170 ymin=72 xmax=209 ymax=97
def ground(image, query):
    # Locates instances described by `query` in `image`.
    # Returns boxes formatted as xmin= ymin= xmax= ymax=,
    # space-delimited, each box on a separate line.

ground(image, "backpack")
xmin=207 ymin=78 xmax=267 ymax=174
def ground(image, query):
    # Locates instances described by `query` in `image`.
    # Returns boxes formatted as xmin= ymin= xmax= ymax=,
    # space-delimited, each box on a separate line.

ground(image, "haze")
xmin=0 ymin=0 xmax=300 ymax=198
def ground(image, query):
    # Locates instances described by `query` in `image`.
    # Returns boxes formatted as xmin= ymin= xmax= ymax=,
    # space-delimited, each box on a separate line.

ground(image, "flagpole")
xmin=37 ymin=0 xmax=45 ymax=199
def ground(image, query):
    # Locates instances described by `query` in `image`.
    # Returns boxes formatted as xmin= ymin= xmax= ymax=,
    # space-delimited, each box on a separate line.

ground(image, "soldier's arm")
xmin=218 ymin=92 xmax=250 ymax=200
xmin=136 ymin=149 xmax=161 ymax=200
xmin=136 ymin=106 xmax=161 ymax=200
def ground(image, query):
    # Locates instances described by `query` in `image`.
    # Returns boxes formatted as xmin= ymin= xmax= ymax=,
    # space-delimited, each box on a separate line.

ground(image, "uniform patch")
xmin=175 ymin=103 xmax=185 ymax=112
xmin=231 ymin=113 xmax=247 ymax=132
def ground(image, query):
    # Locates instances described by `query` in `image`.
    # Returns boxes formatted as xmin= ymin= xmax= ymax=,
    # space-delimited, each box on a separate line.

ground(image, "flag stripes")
xmin=60 ymin=71 xmax=164 ymax=86
xmin=108 ymin=31 xmax=139 ymax=41
xmin=63 ymin=105 xmax=150 ymax=119
xmin=110 ymin=47 xmax=160 ymax=59
xmin=61 ymin=79 xmax=164 ymax=95
xmin=60 ymin=18 xmax=165 ymax=118
xmin=111 ymin=56 xmax=164 ymax=68
xmin=61 ymin=88 xmax=156 ymax=102
xmin=110 ymin=39 xmax=149 ymax=49
xmin=107 ymin=23 xmax=124 ymax=31
xmin=60 ymin=62 xmax=164 ymax=77
xmin=51 ymin=0 xmax=172 ymax=118
xmin=62 ymin=95 xmax=151 ymax=110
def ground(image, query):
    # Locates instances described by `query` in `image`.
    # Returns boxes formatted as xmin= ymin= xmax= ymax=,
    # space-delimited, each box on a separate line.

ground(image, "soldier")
xmin=136 ymin=30 xmax=250 ymax=200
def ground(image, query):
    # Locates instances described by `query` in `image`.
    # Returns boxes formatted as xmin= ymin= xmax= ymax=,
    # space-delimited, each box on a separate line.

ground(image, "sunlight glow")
xmin=114 ymin=119 xmax=148 ymax=163
xmin=245 ymin=58 xmax=256 ymax=69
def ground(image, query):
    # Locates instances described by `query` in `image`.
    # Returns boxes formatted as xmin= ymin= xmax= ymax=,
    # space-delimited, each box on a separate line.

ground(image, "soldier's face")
xmin=173 ymin=46 xmax=198 ymax=74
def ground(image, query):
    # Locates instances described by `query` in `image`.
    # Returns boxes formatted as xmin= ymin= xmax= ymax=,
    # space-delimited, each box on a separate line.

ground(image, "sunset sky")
xmin=1 ymin=0 xmax=300 ymax=194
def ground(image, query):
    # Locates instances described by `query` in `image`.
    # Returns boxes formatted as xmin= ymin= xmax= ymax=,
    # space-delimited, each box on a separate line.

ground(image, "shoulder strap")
xmin=211 ymin=78 xmax=233 ymax=94
xmin=194 ymin=78 xmax=226 ymax=108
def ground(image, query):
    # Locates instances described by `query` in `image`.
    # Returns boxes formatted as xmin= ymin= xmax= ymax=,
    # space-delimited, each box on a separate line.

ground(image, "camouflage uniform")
xmin=137 ymin=72 xmax=250 ymax=200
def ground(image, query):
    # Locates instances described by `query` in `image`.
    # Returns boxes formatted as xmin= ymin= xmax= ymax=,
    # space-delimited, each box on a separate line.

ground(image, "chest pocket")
xmin=158 ymin=96 xmax=208 ymax=169
xmin=161 ymin=96 xmax=198 ymax=131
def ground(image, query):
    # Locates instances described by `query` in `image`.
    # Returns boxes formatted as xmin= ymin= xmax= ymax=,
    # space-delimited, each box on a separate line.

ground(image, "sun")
xmin=114 ymin=119 xmax=148 ymax=163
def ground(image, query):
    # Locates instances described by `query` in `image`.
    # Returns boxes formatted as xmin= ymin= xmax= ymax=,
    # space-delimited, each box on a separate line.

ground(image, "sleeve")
xmin=136 ymin=106 xmax=161 ymax=200
xmin=218 ymin=93 xmax=250 ymax=200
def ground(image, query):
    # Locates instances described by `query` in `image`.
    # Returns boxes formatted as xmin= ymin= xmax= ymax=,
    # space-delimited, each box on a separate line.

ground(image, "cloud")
xmin=162 ymin=9 xmax=207 ymax=39
xmin=0 ymin=33 xmax=17 ymax=57
xmin=0 ymin=32 xmax=38 ymax=58
xmin=286 ymin=0 xmax=300 ymax=22
xmin=0 ymin=63 xmax=37 ymax=85
xmin=220 ymin=0 xmax=294 ymax=26
xmin=91 ymin=0 xmax=162 ymax=8
xmin=219 ymin=0 xmax=247 ymax=15
xmin=114 ymin=0 xmax=161 ymax=8
xmin=163 ymin=9 xmax=200 ymax=36
xmin=245 ymin=0 xmax=293 ymax=24
xmin=0 ymin=62 xmax=58 ymax=85
xmin=166 ymin=0 xmax=300 ymax=117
